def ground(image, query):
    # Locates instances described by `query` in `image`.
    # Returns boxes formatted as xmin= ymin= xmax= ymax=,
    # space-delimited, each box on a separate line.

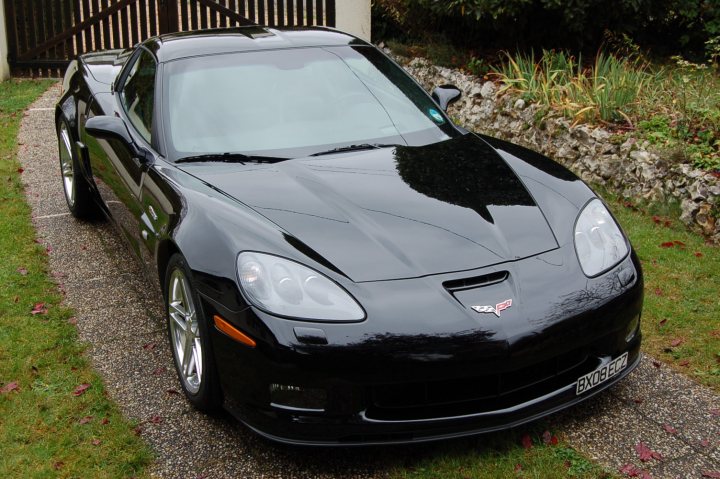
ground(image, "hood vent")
xmin=443 ymin=271 xmax=508 ymax=292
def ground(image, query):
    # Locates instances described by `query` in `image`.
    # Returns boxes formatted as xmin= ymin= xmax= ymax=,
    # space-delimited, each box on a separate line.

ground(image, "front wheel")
xmin=165 ymin=253 xmax=222 ymax=412
xmin=56 ymin=116 xmax=97 ymax=219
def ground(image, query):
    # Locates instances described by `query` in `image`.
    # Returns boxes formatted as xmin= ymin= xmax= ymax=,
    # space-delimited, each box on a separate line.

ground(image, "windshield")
xmin=162 ymin=46 xmax=458 ymax=160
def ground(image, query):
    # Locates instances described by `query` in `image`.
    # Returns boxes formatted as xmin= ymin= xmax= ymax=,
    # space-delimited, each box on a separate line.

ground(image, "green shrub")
xmin=373 ymin=0 xmax=720 ymax=55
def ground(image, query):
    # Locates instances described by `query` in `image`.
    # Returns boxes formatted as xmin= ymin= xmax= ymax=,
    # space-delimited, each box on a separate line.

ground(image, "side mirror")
xmin=85 ymin=115 xmax=152 ymax=163
xmin=431 ymin=85 xmax=462 ymax=111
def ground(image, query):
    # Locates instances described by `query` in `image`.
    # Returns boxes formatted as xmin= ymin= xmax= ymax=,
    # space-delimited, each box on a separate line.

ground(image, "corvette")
xmin=55 ymin=26 xmax=643 ymax=445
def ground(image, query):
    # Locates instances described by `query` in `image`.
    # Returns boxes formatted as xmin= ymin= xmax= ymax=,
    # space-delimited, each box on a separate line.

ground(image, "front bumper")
xmin=202 ymin=250 xmax=644 ymax=445
xmin=230 ymin=342 xmax=641 ymax=446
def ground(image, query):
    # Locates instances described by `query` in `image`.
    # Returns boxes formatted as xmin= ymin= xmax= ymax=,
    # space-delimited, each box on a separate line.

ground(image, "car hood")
xmin=181 ymin=134 xmax=559 ymax=282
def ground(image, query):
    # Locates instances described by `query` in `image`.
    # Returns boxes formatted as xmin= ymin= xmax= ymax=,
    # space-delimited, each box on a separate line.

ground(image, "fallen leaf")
xmin=520 ymin=433 xmax=532 ymax=449
xmin=152 ymin=367 xmax=165 ymax=376
xmin=700 ymin=439 xmax=710 ymax=447
xmin=166 ymin=389 xmax=180 ymax=395
xmin=149 ymin=415 xmax=162 ymax=424
xmin=514 ymin=463 xmax=522 ymax=473
xmin=660 ymin=241 xmax=674 ymax=248
xmin=694 ymin=251 xmax=704 ymax=257
xmin=541 ymin=430 xmax=558 ymax=445
xmin=663 ymin=424 xmax=678 ymax=434
xmin=133 ymin=425 xmax=142 ymax=436
xmin=13 ymin=296 xmax=19 ymax=303
xmin=101 ymin=418 xmax=109 ymax=425
xmin=652 ymin=215 xmax=661 ymax=224
xmin=68 ymin=317 xmax=77 ymax=325
xmin=72 ymin=383 xmax=91 ymax=396
xmin=30 ymin=302 xmax=48 ymax=315
xmin=679 ymin=359 xmax=690 ymax=367
xmin=702 ymin=472 xmax=720 ymax=479
xmin=16 ymin=267 xmax=27 ymax=275
xmin=620 ymin=463 xmax=643 ymax=477
xmin=45 ymin=245 xmax=52 ymax=254
xmin=673 ymin=240 xmax=686 ymax=248
xmin=652 ymin=360 xmax=662 ymax=368
xmin=17 ymin=167 xmax=24 ymax=174
xmin=658 ymin=319 xmax=667 ymax=327
xmin=664 ymin=220 xmax=671 ymax=227
xmin=635 ymin=442 xmax=663 ymax=462
xmin=633 ymin=398 xmax=644 ymax=404
xmin=670 ymin=338 xmax=684 ymax=347
xmin=78 ymin=416 xmax=93 ymax=425
xmin=654 ymin=287 xmax=663 ymax=296
xmin=142 ymin=342 xmax=155 ymax=351
xmin=91 ymin=439 xmax=102 ymax=446
xmin=52 ymin=461 xmax=64 ymax=470
xmin=710 ymin=409 xmax=720 ymax=417
xmin=0 ymin=381 xmax=20 ymax=394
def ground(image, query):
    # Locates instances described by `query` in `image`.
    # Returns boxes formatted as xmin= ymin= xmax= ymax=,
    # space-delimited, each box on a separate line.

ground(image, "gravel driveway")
xmin=18 ymin=84 xmax=719 ymax=478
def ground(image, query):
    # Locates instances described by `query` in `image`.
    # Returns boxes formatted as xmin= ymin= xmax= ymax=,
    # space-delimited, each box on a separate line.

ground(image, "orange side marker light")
xmin=213 ymin=315 xmax=256 ymax=347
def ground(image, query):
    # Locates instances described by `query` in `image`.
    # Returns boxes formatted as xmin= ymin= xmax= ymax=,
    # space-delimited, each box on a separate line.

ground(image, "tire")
xmin=165 ymin=253 xmax=223 ymax=412
xmin=56 ymin=116 xmax=97 ymax=219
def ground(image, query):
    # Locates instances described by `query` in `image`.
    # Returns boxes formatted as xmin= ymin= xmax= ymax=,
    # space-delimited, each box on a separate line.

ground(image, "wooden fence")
xmin=3 ymin=0 xmax=336 ymax=76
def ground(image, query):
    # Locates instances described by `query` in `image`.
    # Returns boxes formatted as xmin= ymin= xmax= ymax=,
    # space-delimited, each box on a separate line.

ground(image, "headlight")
xmin=574 ymin=199 xmax=628 ymax=277
xmin=237 ymin=252 xmax=365 ymax=321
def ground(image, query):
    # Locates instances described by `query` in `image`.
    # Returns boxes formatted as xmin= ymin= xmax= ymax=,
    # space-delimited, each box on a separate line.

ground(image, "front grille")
xmin=366 ymin=349 xmax=599 ymax=421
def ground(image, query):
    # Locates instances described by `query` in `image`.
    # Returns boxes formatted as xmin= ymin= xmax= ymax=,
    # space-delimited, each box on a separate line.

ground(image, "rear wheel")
xmin=165 ymin=253 xmax=222 ymax=412
xmin=56 ymin=116 xmax=96 ymax=219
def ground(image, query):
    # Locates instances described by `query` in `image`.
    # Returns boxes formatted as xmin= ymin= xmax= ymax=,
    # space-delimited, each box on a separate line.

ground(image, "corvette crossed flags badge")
xmin=471 ymin=299 xmax=513 ymax=317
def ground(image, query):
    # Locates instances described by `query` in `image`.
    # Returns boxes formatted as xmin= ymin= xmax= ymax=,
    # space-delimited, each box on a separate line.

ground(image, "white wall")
xmin=334 ymin=0 xmax=371 ymax=42
xmin=0 ymin=0 xmax=10 ymax=80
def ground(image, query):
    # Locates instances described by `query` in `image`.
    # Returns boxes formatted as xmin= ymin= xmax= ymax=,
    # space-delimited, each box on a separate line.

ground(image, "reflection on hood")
xmin=395 ymin=134 xmax=535 ymax=223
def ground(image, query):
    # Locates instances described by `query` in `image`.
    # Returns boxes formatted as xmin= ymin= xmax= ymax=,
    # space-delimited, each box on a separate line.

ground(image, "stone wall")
xmin=392 ymin=54 xmax=720 ymax=243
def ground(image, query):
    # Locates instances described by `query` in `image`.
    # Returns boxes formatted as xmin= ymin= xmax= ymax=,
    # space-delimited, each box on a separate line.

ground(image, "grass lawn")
xmin=606 ymin=194 xmax=720 ymax=391
xmin=388 ymin=427 xmax=611 ymax=479
xmin=0 ymin=80 xmax=151 ymax=477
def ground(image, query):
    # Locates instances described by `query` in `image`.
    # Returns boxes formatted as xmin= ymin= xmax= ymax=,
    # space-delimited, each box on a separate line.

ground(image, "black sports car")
xmin=55 ymin=26 xmax=643 ymax=445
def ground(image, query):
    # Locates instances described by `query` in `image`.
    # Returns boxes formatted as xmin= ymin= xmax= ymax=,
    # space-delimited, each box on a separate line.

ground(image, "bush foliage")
xmin=373 ymin=0 xmax=720 ymax=56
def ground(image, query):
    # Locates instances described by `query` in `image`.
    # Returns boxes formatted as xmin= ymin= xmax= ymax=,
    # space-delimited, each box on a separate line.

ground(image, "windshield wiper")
xmin=175 ymin=152 xmax=286 ymax=164
xmin=309 ymin=143 xmax=402 ymax=157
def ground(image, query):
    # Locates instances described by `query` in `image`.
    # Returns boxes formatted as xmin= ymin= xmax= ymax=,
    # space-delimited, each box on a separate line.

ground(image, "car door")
xmin=84 ymin=48 xmax=158 ymax=260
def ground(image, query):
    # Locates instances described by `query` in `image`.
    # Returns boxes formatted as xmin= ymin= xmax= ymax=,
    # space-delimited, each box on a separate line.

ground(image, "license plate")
xmin=576 ymin=352 xmax=628 ymax=395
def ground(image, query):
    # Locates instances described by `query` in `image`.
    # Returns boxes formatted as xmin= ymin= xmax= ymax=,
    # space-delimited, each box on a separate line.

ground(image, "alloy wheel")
xmin=168 ymin=268 xmax=203 ymax=394
xmin=58 ymin=122 xmax=75 ymax=206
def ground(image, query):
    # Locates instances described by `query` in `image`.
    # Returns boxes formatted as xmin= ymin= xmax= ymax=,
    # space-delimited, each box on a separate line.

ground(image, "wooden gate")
xmin=3 ymin=0 xmax=337 ymax=77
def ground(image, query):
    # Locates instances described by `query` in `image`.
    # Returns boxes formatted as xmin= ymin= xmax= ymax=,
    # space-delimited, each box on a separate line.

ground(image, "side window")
xmin=121 ymin=50 xmax=156 ymax=144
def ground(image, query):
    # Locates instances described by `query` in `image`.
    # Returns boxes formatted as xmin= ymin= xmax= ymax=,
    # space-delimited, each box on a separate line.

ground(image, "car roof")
xmin=145 ymin=26 xmax=370 ymax=62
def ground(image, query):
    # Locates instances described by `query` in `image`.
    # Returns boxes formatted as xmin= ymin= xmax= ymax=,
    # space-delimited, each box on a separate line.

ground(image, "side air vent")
xmin=443 ymin=271 xmax=508 ymax=292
